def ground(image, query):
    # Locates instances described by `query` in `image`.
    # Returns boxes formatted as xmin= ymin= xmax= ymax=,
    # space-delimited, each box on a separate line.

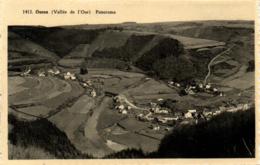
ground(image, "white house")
xmin=243 ymin=103 xmax=250 ymax=110
xmin=184 ymin=112 xmax=193 ymax=118
xmin=175 ymin=83 xmax=181 ymax=87
xmin=47 ymin=69 xmax=55 ymax=74
xmin=164 ymin=117 xmax=178 ymax=121
xmin=205 ymin=84 xmax=211 ymax=89
xmin=213 ymin=88 xmax=218 ymax=92
xmin=38 ymin=72 xmax=45 ymax=77
xmin=118 ymin=105 xmax=125 ymax=110
xmin=91 ymin=90 xmax=97 ymax=98
xmin=82 ymin=83 xmax=88 ymax=87
xmin=188 ymin=109 xmax=197 ymax=113
xmin=153 ymin=125 xmax=160 ymax=131
xmin=122 ymin=110 xmax=128 ymax=115
xmin=54 ymin=69 xmax=60 ymax=75
xmin=71 ymin=74 xmax=76 ymax=80
xmin=157 ymin=98 xmax=164 ymax=102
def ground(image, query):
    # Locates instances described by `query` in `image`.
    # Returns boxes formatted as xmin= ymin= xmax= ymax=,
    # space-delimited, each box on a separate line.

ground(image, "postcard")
xmin=0 ymin=0 xmax=258 ymax=164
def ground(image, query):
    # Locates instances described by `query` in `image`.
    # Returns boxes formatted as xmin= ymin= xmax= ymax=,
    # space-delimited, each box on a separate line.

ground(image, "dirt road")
xmin=84 ymin=96 xmax=113 ymax=157
xmin=204 ymin=46 xmax=234 ymax=84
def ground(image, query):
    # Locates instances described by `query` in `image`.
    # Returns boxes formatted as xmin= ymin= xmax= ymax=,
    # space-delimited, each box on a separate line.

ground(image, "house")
xmin=190 ymin=86 xmax=196 ymax=89
xmin=198 ymin=83 xmax=204 ymax=89
xmin=155 ymin=109 xmax=169 ymax=114
xmin=213 ymin=88 xmax=218 ymax=92
xmin=38 ymin=72 xmax=45 ymax=77
xmin=118 ymin=105 xmax=125 ymax=110
xmin=213 ymin=110 xmax=222 ymax=115
xmin=203 ymin=110 xmax=213 ymax=117
xmin=122 ymin=110 xmax=128 ymax=115
xmin=71 ymin=74 xmax=76 ymax=80
xmin=184 ymin=110 xmax=196 ymax=118
xmin=53 ymin=69 xmax=60 ymax=75
xmin=64 ymin=72 xmax=76 ymax=80
xmin=175 ymin=83 xmax=181 ymax=87
xmin=153 ymin=125 xmax=160 ymax=131
xmin=205 ymin=84 xmax=211 ymax=89
xmin=243 ymin=103 xmax=250 ymax=110
xmin=47 ymin=69 xmax=55 ymax=74
xmin=127 ymin=106 xmax=132 ymax=110
xmin=157 ymin=98 xmax=164 ymax=102
xmin=164 ymin=117 xmax=178 ymax=121
xmin=168 ymin=81 xmax=174 ymax=85
xmin=64 ymin=72 xmax=71 ymax=80
xmin=184 ymin=112 xmax=193 ymax=118
xmin=82 ymin=82 xmax=88 ymax=88
xmin=91 ymin=90 xmax=97 ymax=98
xmin=188 ymin=109 xmax=196 ymax=113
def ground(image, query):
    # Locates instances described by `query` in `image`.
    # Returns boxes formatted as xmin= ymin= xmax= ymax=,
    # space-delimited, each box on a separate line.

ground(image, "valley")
xmin=8 ymin=20 xmax=255 ymax=158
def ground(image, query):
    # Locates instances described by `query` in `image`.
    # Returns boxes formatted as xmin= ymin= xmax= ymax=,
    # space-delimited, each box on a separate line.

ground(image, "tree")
xmin=80 ymin=61 xmax=88 ymax=75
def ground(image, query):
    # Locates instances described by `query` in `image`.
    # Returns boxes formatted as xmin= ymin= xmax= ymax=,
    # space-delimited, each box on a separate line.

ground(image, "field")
xmin=8 ymin=21 xmax=255 ymax=158
xmin=9 ymin=65 xmax=254 ymax=157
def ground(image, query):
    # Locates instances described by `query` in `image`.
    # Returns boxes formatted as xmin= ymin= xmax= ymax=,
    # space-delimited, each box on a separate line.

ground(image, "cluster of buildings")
xmin=20 ymin=67 xmax=61 ymax=77
xmin=79 ymin=79 xmax=97 ymax=98
xmin=168 ymin=80 xmax=223 ymax=96
xmin=113 ymin=95 xmax=132 ymax=115
xmin=112 ymin=93 xmax=252 ymax=132
xmin=202 ymin=102 xmax=252 ymax=119
xmin=63 ymin=72 xmax=76 ymax=80
xmin=20 ymin=66 xmax=98 ymax=98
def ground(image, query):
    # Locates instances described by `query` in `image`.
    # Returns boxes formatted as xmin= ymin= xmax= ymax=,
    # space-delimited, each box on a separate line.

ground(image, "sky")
xmin=5 ymin=0 xmax=256 ymax=26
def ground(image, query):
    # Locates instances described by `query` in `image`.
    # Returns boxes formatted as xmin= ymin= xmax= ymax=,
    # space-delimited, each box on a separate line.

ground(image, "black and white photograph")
xmin=7 ymin=0 xmax=256 ymax=160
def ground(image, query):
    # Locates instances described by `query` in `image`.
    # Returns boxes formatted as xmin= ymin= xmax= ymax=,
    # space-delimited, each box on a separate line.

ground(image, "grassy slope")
xmin=8 ymin=114 xmax=91 ymax=159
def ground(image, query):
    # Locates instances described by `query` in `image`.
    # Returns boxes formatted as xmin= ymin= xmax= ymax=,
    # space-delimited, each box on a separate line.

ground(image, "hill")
xmin=9 ymin=24 xmax=229 ymax=81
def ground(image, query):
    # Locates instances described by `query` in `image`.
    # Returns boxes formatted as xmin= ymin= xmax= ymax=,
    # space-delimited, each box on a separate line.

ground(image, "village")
xmin=19 ymin=66 xmax=253 ymax=132
xmin=111 ymin=82 xmax=252 ymax=132
xmin=20 ymin=66 xmax=98 ymax=98
xmin=167 ymin=80 xmax=224 ymax=97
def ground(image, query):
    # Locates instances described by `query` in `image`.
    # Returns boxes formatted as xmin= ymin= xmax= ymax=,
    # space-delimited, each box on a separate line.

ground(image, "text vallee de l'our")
xmin=33 ymin=10 xmax=89 ymax=14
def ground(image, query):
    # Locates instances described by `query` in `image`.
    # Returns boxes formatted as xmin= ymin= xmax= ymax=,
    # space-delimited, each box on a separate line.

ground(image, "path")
xmin=203 ymin=46 xmax=234 ymax=85
xmin=84 ymin=96 xmax=112 ymax=157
